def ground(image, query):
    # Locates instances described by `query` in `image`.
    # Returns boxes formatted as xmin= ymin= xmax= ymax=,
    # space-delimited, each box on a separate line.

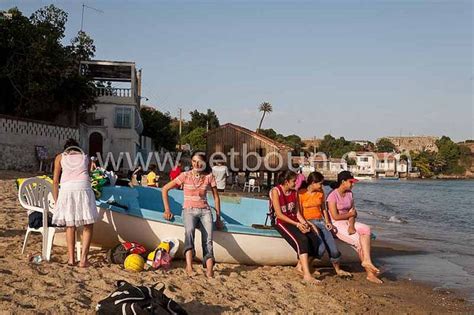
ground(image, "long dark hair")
xmin=299 ymin=171 xmax=324 ymax=190
xmin=277 ymin=170 xmax=297 ymax=186
xmin=191 ymin=151 xmax=212 ymax=175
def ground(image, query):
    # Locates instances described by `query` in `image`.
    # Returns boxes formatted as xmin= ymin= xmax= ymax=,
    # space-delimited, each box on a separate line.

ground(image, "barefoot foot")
xmin=336 ymin=269 xmax=352 ymax=277
xmin=362 ymin=261 xmax=380 ymax=274
xmin=366 ymin=273 xmax=383 ymax=284
xmin=302 ymin=274 xmax=321 ymax=286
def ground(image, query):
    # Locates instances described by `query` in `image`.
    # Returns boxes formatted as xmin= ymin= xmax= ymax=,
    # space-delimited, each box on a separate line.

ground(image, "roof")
xmin=206 ymin=123 xmax=292 ymax=150
xmin=80 ymin=60 xmax=136 ymax=82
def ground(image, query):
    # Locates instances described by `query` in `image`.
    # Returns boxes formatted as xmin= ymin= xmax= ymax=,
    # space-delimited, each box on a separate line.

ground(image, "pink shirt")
xmin=60 ymin=153 xmax=90 ymax=184
xmin=326 ymin=189 xmax=353 ymax=214
xmin=174 ymin=171 xmax=217 ymax=209
xmin=295 ymin=173 xmax=305 ymax=191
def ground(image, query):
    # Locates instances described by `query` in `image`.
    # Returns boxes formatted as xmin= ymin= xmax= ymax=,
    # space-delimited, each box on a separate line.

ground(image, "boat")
xmin=56 ymin=186 xmax=359 ymax=266
xmin=354 ymin=175 xmax=374 ymax=181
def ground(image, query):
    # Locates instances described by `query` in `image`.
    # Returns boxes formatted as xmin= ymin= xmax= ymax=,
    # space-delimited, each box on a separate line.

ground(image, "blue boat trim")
xmin=96 ymin=186 xmax=281 ymax=237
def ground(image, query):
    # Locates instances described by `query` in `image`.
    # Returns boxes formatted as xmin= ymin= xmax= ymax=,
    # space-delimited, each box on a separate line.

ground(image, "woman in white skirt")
xmin=52 ymin=139 xmax=99 ymax=267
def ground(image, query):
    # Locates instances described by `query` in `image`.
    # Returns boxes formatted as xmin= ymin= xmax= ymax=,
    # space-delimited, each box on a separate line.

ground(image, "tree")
xmin=257 ymin=102 xmax=272 ymax=131
xmin=140 ymin=106 xmax=178 ymax=151
xmin=182 ymin=127 xmax=207 ymax=151
xmin=188 ymin=109 xmax=219 ymax=131
xmin=376 ymin=138 xmax=396 ymax=152
xmin=435 ymin=136 xmax=465 ymax=174
xmin=318 ymin=134 xmax=363 ymax=158
xmin=0 ymin=5 xmax=96 ymax=124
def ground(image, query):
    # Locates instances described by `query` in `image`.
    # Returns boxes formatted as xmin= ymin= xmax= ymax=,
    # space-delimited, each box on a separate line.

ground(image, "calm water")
xmin=339 ymin=180 xmax=474 ymax=301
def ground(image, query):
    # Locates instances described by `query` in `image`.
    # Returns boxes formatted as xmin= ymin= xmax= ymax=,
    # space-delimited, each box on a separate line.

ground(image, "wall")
xmin=0 ymin=115 xmax=79 ymax=171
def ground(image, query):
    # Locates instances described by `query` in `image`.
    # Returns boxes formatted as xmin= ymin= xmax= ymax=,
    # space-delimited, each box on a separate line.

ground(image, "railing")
xmin=95 ymin=87 xmax=132 ymax=98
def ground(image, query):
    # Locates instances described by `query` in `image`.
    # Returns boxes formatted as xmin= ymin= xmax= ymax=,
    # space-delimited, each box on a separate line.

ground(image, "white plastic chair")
xmin=19 ymin=178 xmax=80 ymax=261
xmin=243 ymin=178 xmax=261 ymax=192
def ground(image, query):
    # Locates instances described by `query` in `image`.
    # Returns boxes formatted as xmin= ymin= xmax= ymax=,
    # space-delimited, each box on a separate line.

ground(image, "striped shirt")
xmin=174 ymin=171 xmax=217 ymax=209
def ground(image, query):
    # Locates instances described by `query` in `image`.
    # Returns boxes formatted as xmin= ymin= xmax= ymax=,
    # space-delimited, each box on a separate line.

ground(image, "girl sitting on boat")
xmin=270 ymin=170 xmax=321 ymax=284
xmin=327 ymin=171 xmax=382 ymax=283
xmin=298 ymin=171 xmax=351 ymax=277
xmin=162 ymin=152 xmax=223 ymax=278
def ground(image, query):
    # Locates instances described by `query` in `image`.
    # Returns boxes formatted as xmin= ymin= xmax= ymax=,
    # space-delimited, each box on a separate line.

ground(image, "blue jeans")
xmin=182 ymin=207 xmax=214 ymax=266
xmin=310 ymin=219 xmax=341 ymax=263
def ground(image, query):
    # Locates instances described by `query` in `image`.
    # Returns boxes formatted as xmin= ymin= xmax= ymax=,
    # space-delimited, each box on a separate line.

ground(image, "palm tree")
xmin=257 ymin=102 xmax=273 ymax=131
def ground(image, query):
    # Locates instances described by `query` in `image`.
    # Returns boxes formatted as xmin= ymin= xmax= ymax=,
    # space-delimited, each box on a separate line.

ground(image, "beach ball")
xmin=124 ymin=254 xmax=145 ymax=272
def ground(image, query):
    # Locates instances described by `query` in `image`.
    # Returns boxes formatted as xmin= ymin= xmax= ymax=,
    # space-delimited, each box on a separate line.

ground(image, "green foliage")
xmin=318 ymin=134 xmax=363 ymax=158
xmin=410 ymin=137 xmax=471 ymax=176
xmin=182 ymin=127 xmax=207 ymax=151
xmin=140 ymin=106 xmax=178 ymax=151
xmin=435 ymin=136 xmax=465 ymax=174
xmin=411 ymin=150 xmax=435 ymax=178
xmin=257 ymin=128 xmax=304 ymax=154
xmin=0 ymin=5 xmax=96 ymax=123
xmin=188 ymin=109 xmax=220 ymax=131
xmin=257 ymin=102 xmax=273 ymax=130
xmin=376 ymin=138 xmax=396 ymax=152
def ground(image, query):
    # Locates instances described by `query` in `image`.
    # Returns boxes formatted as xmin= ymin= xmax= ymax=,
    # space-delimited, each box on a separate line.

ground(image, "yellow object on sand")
xmin=16 ymin=176 xmax=53 ymax=189
xmin=124 ymin=254 xmax=145 ymax=272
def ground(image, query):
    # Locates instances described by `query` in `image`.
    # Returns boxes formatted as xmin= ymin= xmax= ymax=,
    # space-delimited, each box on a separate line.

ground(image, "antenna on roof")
xmin=80 ymin=3 xmax=104 ymax=32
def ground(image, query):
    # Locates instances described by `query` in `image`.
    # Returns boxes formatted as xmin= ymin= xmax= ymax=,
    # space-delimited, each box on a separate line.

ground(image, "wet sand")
xmin=1 ymin=171 xmax=472 ymax=313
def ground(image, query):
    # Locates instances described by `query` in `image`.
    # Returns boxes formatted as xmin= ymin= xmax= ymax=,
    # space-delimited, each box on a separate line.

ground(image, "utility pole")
xmin=178 ymin=108 xmax=182 ymax=149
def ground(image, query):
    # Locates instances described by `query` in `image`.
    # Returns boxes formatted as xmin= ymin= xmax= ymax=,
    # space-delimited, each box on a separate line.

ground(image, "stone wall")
xmin=0 ymin=115 xmax=79 ymax=171
xmin=384 ymin=136 xmax=439 ymax=153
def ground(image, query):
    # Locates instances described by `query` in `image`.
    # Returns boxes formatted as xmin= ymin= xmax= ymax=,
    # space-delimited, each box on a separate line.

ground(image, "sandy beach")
xmin=1 ymin=171 xmax=472 ymax=314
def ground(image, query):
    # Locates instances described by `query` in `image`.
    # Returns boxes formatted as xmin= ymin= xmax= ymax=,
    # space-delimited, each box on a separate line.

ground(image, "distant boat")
xmin=354 ymin=176 xmax=374 ymax=181
xmin=377 ymin=177 xmax=399 ymax=181
xmin=54 ymin=186 xmax=359 ymax=266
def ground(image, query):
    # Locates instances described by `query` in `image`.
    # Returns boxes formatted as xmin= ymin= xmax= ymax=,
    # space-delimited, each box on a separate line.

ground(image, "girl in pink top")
xmin=162 ymin=152 xmax=223 ymax=278
xmin=52 ymin=139 xmax=98 ymax=267
xmin=327 ymin=171 xmax=382 ymax=283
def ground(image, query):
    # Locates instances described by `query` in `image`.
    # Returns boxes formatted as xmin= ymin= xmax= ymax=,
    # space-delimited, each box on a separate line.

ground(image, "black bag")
xmin=96 ymin=280 xmax=187 ymax=315
xmin=28 ymin=212 xmax=58 ymax=229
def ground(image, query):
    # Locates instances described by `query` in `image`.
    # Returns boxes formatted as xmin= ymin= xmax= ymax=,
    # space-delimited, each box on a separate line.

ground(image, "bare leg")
xmin=66 ymin=226 xmax=76 ymax=265
xmin=205 ymin=258 xmax=214 ymax=278
xmin=300 ymin=254 xmax=321 ymax=285
xmin=332 ymin=261 xmax=352 ymax=277
xmin=79 ymin=224 xmax=93 ymax=267
xmin=185 ymin=250 xmax=195 ymax=276
xmin=348 ymin=217 xmax=356 ymax=235
xmin=360 ymin=234 xmax=380 ymax=274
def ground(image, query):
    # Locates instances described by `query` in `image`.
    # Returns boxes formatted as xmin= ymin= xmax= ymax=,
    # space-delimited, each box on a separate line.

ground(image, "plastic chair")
xmin=19 ymin=178 xmax=81 ymax=261
xmin=243 ymin=178 xmax=261 ymax=192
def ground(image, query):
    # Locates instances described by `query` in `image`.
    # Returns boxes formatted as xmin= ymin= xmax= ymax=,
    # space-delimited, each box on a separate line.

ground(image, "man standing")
xmin=212 ymin=161 xmax=229 ymax=192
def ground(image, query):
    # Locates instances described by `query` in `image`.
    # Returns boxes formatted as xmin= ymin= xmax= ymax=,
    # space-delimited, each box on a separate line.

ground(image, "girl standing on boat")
xmin=162 ymin=152 xmax=223 ymax=278
xmin=327 ymin=171 xmax=382 ymax=283
xmin=270 ymin=170 xmax=321 ymax=284
xmin=52 ymin=139 xmax=99 ymax=267
xmin=298 ymin=171 xmax=351 ymax=277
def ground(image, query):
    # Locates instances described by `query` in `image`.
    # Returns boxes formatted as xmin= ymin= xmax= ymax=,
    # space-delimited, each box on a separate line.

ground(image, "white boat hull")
xmin=56 ymin=206 xmax=359 ymax=266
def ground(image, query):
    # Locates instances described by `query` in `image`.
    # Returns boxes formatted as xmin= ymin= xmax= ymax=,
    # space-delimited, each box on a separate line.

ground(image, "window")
xmin=115 ymin=107 xmax=132 ymax=128
xmin=360 ymin=157 xmax=369 ymax=162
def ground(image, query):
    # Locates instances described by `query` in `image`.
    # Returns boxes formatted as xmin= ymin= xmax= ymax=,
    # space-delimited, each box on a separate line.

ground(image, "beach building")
xmin=206 ymin=123 xmax=293 ymax=187
xmin=79 ymin=60 xmax=145 ymax=168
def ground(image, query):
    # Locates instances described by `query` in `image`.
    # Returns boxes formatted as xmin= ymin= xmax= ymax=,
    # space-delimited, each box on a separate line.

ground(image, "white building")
xmin=79 ymin=60 xmax=145 ymax=170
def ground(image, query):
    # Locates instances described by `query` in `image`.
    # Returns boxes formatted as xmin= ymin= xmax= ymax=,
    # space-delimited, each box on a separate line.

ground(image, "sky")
xmin=3 ymin=0 xmax=473 ymax=142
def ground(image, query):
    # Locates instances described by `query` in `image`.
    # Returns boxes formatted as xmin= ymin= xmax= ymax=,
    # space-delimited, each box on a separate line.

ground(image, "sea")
xmin=341 ymin=179 xmax=474 ymax=301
